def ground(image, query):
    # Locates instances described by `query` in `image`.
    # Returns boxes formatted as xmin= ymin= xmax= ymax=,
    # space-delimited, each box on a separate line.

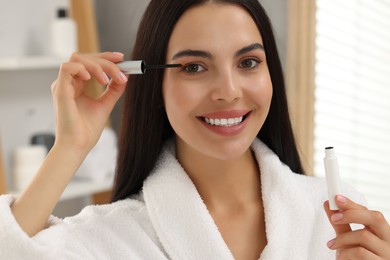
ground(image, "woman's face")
xmin=163 ymin=3 xmax=272 ymax=161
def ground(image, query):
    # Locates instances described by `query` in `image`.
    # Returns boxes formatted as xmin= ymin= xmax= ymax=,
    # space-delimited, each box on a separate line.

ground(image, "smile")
xmin=203 ymin=116 xmax=243 ymax=126
xmin=198 ymin=111 xmax=251 ymax=136
xmin=199 ymin=111 xmax=251 ymax=127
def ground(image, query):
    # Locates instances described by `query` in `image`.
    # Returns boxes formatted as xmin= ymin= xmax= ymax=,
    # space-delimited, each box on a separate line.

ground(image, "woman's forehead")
xmin=166 ymin=3 xmax=263 ymax=58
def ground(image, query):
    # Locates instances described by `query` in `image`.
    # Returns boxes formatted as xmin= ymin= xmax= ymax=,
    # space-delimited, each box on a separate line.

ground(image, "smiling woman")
xmin=163 ymin=4 xmax=272 ymax=165
xmin=0 ymin=0 xmax=389 ymax=259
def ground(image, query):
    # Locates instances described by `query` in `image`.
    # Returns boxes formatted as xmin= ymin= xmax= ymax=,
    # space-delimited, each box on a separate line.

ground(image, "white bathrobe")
xmin=0 ymin=139 xmax=365 ymax=260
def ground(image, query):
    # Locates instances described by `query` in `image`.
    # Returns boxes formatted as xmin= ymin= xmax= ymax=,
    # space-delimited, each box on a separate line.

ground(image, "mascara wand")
xmin=117 ymin=60 xmax=182 ymax=74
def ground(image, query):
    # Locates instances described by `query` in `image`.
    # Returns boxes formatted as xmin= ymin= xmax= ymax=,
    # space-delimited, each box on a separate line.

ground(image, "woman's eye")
xmin=239 ymin=59 xmax=260 ymax=69
xmin=182 ymin=63 xmax=206 ymax=74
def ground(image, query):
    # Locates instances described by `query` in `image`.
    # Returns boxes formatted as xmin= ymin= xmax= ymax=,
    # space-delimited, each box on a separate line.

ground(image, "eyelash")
xmin=181 ymin=63 xmax=206 ymax=75
xmin=238 ymin=58 xmax=262 ymax=70
xmin=181 ymin=58 xmax=262 ymax=75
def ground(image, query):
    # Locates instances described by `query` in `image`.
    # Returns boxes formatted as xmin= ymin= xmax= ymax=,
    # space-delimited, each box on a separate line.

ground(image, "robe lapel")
xmin=143 ymin=139 xmax=316 ymax=259
xmin=143 ymin=141 xmax=234 ymax=260
xmin=252 ymin=139 xmax=314 ymax=259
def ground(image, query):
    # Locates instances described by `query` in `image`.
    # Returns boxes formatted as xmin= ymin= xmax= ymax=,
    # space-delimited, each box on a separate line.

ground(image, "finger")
xmin=88 ymin=52 xmax=129 ymax=84
xmin=99 ymin=60 xmax=128 ymax=85
xmin=338 ymin=247 xmax=381 ymax=260
xmin=70 ymin=53 xmax=127 ymax=85
xmin=335 ymin=195 xmax=367 ymax=211
xmin=324 ymin=201 xmax=351 ymax=235
xmin=71 ymin=51 xmax=125 ymax=63
xmin=69 ymin=53 xmax=112 ymax=85
xmin=55 ymin=62 xmax=91 ymax=98
xmin=327 ymin=229 xmax=386 ymax=256
xmin=58 ymin=62 xmax=91 ymax=83
xmin=331 ymin=209 xmax=390 ymax=240
xmin=96 ymin=51 xmax=125 ymax=63
xmin=333 ymin=196 xmax=390 ymax=240
xmin=86 ymin=52 xmax=128 ymax=83
xmin=98 ymin=79 xmax=127 ymax=112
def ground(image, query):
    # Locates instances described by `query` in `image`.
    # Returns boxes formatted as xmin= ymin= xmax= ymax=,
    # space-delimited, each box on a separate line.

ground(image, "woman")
xmin=1 ymin=0 xmax=389 ymax=259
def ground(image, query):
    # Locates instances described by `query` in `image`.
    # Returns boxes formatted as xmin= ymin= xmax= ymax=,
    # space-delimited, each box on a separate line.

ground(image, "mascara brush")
xmin=116 ymin=60 xmax=182 ymax=74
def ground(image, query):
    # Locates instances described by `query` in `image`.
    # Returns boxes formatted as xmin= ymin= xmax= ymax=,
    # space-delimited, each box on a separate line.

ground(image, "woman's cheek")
xmin=170 ymin=81 xmax=207 ymax=108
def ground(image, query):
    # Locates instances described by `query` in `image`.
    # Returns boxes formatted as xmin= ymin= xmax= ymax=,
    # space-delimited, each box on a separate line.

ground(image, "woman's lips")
xmin=200 ymin=110 xmax=250 ymax=119
xmin=197 ymin=110 xmax=252 ymax=136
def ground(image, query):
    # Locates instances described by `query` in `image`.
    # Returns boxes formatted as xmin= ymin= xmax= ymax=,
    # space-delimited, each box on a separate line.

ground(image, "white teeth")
xmin=203 ymin=116 xmax=244 ymax=126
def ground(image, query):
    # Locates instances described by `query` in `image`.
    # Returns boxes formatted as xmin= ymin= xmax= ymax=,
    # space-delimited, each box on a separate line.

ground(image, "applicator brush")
xmin=117 ymin=60 xmax=182 ymax=74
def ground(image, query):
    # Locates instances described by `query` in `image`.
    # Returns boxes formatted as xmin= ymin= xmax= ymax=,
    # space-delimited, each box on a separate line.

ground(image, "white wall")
xmin=0 ymin=0 xmax=70 ymax=187
xmin=261 ymin=0 xmax=288 ymax=68
xmin=0 ymin=0 xmax=84 ymax=217
xmin=0 ymin=0 xmax=70 ymax=57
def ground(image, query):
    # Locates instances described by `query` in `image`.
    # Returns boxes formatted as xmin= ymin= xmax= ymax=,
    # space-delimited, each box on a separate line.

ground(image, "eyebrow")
xmin=171 ymin=42 xmax=265 ymax=61
xmin=234 ymin=43 xmax=264 ymax=58
xmin=171 ymin=49 xmax=213 ymax=60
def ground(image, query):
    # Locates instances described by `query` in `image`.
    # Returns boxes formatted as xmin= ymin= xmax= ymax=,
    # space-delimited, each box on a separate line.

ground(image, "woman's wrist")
xmin=11 ymin=139 xmax=91 ymax=236
xmin=51 ymin=137 xmax=94 ymax=158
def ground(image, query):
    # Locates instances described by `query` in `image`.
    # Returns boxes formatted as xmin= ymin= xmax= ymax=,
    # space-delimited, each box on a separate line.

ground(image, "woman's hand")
xmin=11 ymin=52 xmax=128 ymax=236
xmin=324 ymin=195 xmax=390 ymax=259
xmin=51 ymin=52 xmax=128 ymax=152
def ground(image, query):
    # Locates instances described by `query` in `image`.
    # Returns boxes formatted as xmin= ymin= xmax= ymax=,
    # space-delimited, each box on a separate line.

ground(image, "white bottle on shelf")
xmin=12 ymin=145 xmax=47 ymax=191
xmin=50 ymin=8 xmax=78 ymax=57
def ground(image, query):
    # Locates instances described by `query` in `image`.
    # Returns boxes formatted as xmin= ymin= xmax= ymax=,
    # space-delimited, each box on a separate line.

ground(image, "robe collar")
xmin=142 ymin=138 xmax=309 ymax=259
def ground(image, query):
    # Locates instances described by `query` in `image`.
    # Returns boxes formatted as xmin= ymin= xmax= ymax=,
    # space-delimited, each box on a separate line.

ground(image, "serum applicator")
xmin=324 ymin=147 xmax=342 ymax=210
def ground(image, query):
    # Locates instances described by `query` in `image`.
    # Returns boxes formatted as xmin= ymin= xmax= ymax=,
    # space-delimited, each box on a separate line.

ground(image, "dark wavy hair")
xmin=112 ymin=0 xmax=304 ymax=202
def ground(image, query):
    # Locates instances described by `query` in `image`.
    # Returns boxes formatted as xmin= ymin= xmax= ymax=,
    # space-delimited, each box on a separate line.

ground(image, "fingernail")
xmin=331 ymin=212 xmax=343 ymax=222
xmin=113 ymin=52 xmax=124 ymax=57
xmin=102 ymin=72 xmax=110 ymax=83
xmin=327 ymin=239 xmax=335 ymax=249
xmin=83 ymin=71 xmax=91 ymax=80
xmin=336 ymin=195 xmax=347 ymax=205
xmin=119 ymin=72 xmax=128 ymax=82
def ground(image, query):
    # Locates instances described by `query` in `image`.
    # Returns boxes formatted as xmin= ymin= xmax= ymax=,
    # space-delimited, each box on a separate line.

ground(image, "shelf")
xmin=61 ymin=179 xmax=113 ymax=201
xmin=11 ymin=179 xmax=113 ymax=202
xmin=0 ymin=56 xmax=66 ymax=71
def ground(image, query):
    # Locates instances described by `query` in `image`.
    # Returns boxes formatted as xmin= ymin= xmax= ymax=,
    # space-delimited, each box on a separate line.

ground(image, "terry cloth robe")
xmin=0 ymin=138 xmax=366 ymax=260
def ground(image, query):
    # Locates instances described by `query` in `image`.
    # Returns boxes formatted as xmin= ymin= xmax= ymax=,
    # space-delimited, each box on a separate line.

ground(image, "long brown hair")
xmin=112 ymin=0 xmax=304 ymax=202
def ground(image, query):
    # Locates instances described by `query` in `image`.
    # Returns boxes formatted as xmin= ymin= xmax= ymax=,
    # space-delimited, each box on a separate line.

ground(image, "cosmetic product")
xmin=324 ymin=147 xmax=341 ymax=210
xmin=13 ymin=145 xmax=47 ymax=191
xmin=31 ymin=133 xmax=55 ymax=154
xmin=50 ymin=7 xmax=77 ymax=57
xmin=76 ymin=128 xmax=117 ymax=182
xmin=116 ymin=60 xmax=182 ymax=74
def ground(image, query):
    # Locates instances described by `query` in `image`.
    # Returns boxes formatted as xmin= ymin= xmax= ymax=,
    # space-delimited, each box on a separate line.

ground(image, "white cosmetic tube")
xmin=324 ymin=147 xmax=341 ymax=210
xmin=116 ymin=60 xmax=145 ymax=74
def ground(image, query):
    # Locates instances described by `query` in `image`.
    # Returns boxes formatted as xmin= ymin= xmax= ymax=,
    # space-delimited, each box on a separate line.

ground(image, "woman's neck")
xmin=176 ymin=144 xmax=262 ymax=211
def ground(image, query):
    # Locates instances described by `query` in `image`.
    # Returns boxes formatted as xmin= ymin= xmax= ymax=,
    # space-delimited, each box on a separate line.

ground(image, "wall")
xmin=0 ymin=0 xmax=70 ymax=187
xmin=0 ymin=0 xmax=70 ymax=57
xmin=0 ymin=0 xmax=90 ymax=217
xmin=261 ymin=0 xmax=288 ymax=68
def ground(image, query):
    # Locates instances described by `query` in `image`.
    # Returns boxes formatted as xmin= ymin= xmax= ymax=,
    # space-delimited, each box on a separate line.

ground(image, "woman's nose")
xmin=210 ymin=68 xmax=243 ymax=102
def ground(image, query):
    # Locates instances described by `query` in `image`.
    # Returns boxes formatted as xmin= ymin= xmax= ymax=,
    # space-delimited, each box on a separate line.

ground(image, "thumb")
xmin=98 ymin=80 xmax=127 ymax=113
